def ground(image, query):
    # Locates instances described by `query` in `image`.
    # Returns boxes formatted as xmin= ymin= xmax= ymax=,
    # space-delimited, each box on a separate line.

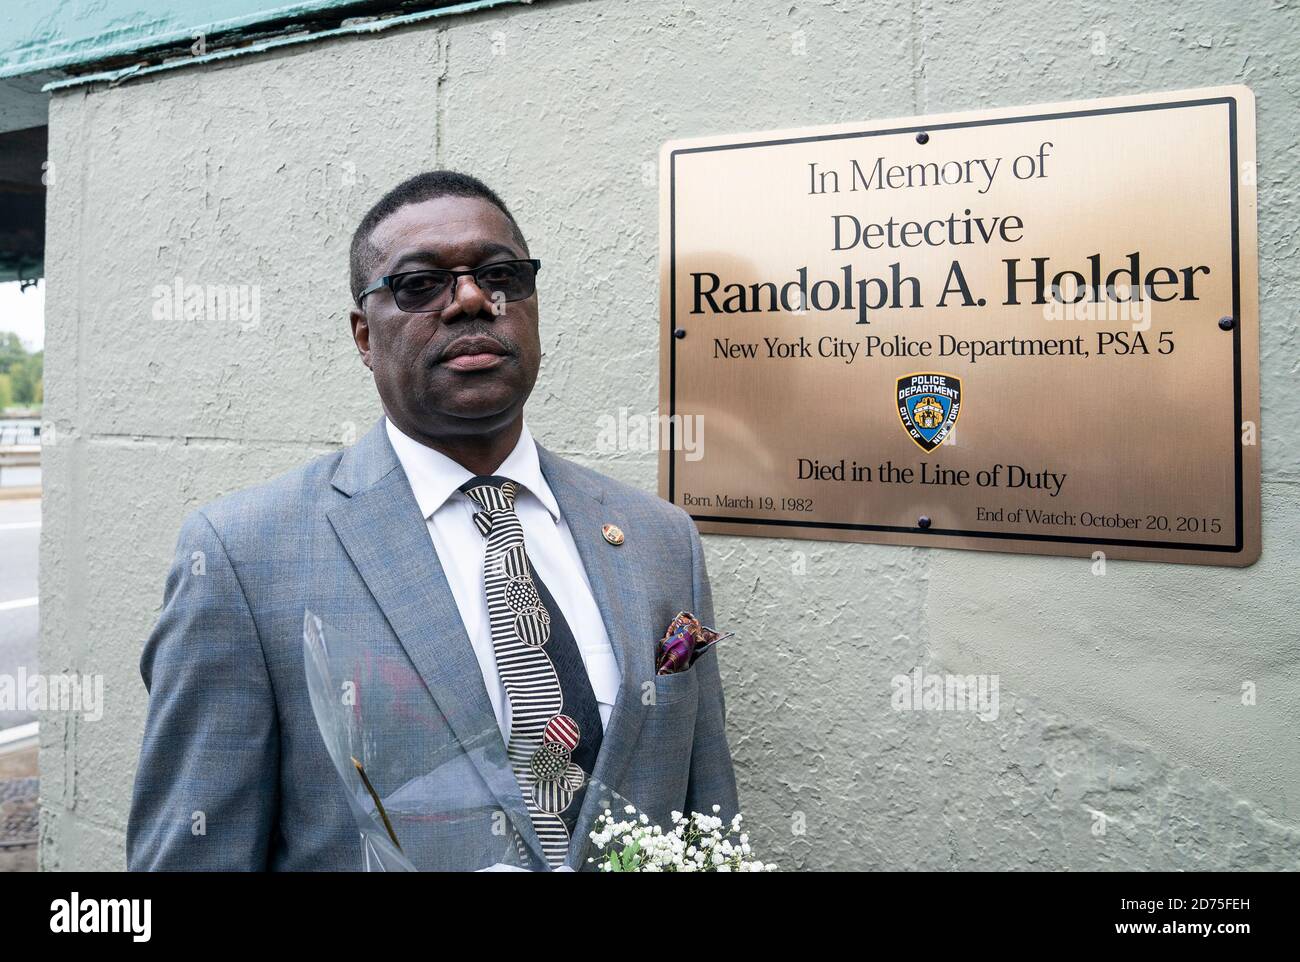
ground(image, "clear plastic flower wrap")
xmin=302 ymin=610 xmax=528 ymax=871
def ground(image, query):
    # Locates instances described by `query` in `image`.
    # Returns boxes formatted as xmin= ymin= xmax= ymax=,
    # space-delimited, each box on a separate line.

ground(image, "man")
xmin=126 ymin=171 xmax=738 ymax=871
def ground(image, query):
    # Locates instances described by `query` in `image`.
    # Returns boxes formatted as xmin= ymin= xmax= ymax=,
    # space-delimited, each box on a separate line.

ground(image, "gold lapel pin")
xmin=602 ymin=523 xmax=625 ymax=546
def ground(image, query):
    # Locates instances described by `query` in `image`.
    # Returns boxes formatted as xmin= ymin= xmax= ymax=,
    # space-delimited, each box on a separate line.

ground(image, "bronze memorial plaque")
xmin=658 ymin=87 xmax=1260 ymax=565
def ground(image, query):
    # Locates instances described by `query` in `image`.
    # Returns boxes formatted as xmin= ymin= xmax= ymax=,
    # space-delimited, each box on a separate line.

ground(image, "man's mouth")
xmin=437 ymin=334 xmax=509 ymax=372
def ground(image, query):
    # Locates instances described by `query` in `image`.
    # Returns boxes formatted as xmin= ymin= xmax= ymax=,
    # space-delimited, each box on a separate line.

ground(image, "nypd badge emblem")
xmin=897 ymin=373 xmax=962 ymax=452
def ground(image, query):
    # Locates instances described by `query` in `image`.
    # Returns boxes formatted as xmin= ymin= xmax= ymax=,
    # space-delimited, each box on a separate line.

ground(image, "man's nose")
xmin=444 ymin=273 xmax=492 ymax=320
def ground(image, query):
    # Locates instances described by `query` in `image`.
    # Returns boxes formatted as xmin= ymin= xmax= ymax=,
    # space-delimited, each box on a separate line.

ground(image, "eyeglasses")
xmin=358 ymin=258 xmax=541 ymax=313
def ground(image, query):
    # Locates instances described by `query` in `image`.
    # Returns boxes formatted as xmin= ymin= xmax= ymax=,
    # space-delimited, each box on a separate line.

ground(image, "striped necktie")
xmin=459 ymin=475 xmax=603 ymax=868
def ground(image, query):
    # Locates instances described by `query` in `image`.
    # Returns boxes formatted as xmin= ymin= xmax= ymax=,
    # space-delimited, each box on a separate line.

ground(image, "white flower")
xmin=590 ymin=804 xmax=771 ymax=872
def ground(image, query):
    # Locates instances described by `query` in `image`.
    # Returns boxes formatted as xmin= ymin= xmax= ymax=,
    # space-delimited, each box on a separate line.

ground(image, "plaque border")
xmin=662 ymin=91 xmax=1256 ymax=560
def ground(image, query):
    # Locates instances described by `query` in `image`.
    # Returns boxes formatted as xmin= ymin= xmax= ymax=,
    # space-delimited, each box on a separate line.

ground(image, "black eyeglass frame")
xmin=356 ymin=258 xmax=542 ymax=312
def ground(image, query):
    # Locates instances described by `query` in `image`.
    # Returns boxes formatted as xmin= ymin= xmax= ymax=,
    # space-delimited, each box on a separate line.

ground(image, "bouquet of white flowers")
xmin=588 ymin=805 xmax=776 ymax=872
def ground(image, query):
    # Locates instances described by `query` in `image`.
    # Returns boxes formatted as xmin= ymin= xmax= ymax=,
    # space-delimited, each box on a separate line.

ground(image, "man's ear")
xmin=349 ymin=306 xmax=373 ymax=370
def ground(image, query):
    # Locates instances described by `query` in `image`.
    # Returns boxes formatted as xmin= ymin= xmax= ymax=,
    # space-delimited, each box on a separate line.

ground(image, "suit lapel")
xmin=536 ymin=446 xmax=656 ymax=868
xmin=326 ymin=417 xmax=548 ymax=866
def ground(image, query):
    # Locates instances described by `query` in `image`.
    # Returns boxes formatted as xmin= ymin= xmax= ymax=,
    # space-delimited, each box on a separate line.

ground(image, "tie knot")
xmin=459 ymin=475 xmax=518 ymax=513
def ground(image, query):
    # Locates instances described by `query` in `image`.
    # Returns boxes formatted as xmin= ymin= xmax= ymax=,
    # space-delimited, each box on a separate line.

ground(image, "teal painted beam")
xmin=1 ymin=0 xmax=525 ymax=79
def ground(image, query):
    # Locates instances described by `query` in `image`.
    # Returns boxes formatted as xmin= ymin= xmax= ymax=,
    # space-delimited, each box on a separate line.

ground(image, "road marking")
xmin=0 ymin=522 xmax=40 ymax=531
xmin=0 ymin=596 xmax=38 ymax=611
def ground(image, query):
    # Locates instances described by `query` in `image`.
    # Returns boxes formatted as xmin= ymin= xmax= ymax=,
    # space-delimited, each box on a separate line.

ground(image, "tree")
xmin=0 ymin=335 xmax=42 ymax=407
xmin=0 ymin=332 xmax=24 ymax=368
xmin=9 ymin=359 xmax=33 ymax=404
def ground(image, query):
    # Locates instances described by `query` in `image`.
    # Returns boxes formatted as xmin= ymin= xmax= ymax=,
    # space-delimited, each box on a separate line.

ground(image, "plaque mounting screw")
xmin=916 ymin=132 xmax=930 ymax=145
xmin=673 ymin=328 xmax=687 ymax=339
xmin=918 ymin=515 xmax=931 ymax=529
xmin=1218 ymin=316 xmax=1235 ymax=331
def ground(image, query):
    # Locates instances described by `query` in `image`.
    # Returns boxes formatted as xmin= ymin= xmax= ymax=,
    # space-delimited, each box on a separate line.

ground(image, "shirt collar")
xmin=384 ymin=416 xmax=561 ymax=523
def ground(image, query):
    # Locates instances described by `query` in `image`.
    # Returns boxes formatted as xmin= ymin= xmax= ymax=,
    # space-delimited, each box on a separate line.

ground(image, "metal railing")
xmin=0 ymin=443 xmax=40 ymax=488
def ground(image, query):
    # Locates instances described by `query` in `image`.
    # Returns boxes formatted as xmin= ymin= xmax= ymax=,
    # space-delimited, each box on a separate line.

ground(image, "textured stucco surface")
xmin=38 ymin=0 xmax=1300 ymax=870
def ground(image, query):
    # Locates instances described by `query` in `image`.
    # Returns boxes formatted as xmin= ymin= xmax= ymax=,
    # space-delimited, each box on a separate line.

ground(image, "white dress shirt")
xmin=385 ymin=417 xmax=622 ymax=746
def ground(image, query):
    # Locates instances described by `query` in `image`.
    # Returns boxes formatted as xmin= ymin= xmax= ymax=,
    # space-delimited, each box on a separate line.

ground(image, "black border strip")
xmin=667 ymin=96 xmax=1244 ymax=554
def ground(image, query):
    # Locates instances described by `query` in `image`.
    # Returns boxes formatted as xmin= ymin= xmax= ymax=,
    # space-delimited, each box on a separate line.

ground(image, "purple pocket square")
xmin=655 ymin=611 xmax=731 ymax=676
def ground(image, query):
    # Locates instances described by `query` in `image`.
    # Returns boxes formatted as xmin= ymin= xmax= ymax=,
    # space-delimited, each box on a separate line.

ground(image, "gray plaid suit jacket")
xmin=126 ymin=417 xmax=738 ymax=871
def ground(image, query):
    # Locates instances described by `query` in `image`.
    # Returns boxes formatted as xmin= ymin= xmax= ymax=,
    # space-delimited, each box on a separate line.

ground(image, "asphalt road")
xmin=0 ymin=497 xmax=39 ymax=732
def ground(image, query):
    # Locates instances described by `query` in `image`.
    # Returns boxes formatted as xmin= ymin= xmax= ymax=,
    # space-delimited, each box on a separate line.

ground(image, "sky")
xmin=0 ymin=279 xmax=45 ymax=351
